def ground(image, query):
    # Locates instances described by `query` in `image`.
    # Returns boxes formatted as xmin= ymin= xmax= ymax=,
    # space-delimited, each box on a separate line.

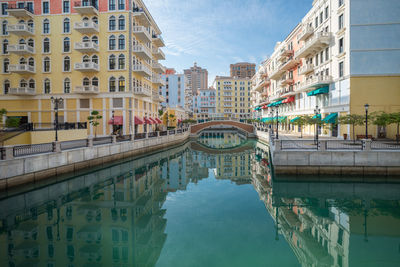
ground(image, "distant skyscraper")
xmin=161 ymin=68 xmax=185 ymax=108
xmin=184 ymin=63 xmax=208 ymax=95
xmin=230 ymin=62 xmax=256 ymax=78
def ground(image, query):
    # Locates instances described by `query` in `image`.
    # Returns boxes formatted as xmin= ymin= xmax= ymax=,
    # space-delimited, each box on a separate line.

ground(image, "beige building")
xmin=230 ymin=62 xmax=256 ymax=79
xmin=184 ymin=62 xmax=208 ymax=95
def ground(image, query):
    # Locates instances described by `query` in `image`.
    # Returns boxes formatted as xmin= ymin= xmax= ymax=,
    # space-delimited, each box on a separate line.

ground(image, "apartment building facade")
xmin=214 ymin=76 xmax=252 ymax=121
xmin=183 ymin=62 xmax=208 ymax=96
xmin=192 ymin=87 xmax=216 ymax=121
xmin=160 ymin=68 xmax=185 ymax=109
xmin=252 ymin=0 xmax=400 ymax=139
xmin=0 ymin=0 xmax=166 ymax=140
xmin=230 ymin=62 xmax=256 ymax=79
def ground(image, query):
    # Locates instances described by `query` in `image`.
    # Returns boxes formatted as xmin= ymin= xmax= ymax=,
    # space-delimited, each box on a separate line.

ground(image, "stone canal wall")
xmin=0 ymin=132 xmax=189 ymax=191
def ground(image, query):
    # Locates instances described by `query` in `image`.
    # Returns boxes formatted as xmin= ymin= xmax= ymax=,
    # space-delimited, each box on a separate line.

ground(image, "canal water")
xmin=1 ymin=133 xmax=400 ymax=267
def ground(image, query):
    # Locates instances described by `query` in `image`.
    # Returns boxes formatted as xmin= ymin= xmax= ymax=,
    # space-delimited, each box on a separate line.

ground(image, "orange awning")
xmin=134 ymin=116 xmax=143 ymax=125
xmin=108 ymin=116 xmax=123 ymax=125
xmin=283 ymin=96 xmax=295 ymax=104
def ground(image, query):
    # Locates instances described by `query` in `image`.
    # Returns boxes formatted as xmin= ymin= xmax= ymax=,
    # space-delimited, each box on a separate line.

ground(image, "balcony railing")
xmin=133 ymin=44 xmax=152 ymax=60
xmin=269 ymin=65 xmax=286 ymax=80
xmin=132 ymin=64 xmax=152 ymax=76
xmin=278 ymin=48 xmax=293 ymax=61
xmin=298 ymin=63 xmax=314 ymax=75
xmin=152 ymin=47 xmax=165 ymax=60
xmin=152 ymin=35 xmax=165 ymax=47
xmin=7 ymin=24 xmax=34 ymax=36
xmin=280 ymin=57 xmax=300 ymax=71
xmin=280 ymin=76 xmax=294 ymax=86
xmin=152 ymin=92 xmax=166 ymax=102
xmin=7 ymin=44 xmax=35 ymax=54
xmin=152 ymin=76 xmax=166 ymax=86
xmin=74 ymin=85 xmax=99 ymax=94
xmin=74 ymin=21 xmax=99 ymax=33
xmin=74 ymin=42 xmax=99 ymax=52
xmin=9 ymin=87 xmax=36 ymax=95
xmin=73 ymin=1 xmax=99 ymax=15
xmin=8 ymin=64 xmax=35 ymax=73
xmin=294 ymin=32 xmax=331 ymax=59
xmin=133 ymin=26 xmax=152 ymax=43
xmin=133 ymin=7 xmax=151 ymax=26
xmin=6 ymin=4 xmax=34 ymax=18
xmin=298 ymin=25 xmax=314 ymax=41
xmin=152 ymin=61 xmax=166 ymax=73
xmin=296 ymin=75 xmax=333 ymax=92
xmin=74 ymin=62 xmax=99 ymax=72
xmin=133 ymin=86 xmax=152 ymax=97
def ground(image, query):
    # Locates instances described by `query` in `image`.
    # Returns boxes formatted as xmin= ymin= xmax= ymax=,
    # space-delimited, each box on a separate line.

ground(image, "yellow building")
xmin=0 ymin=0 xmax=165 ymax=143
xmin=213 ymin=76 xmax=252 ymax=121
xmin=162 ymin=107 xmax=187 ymax=128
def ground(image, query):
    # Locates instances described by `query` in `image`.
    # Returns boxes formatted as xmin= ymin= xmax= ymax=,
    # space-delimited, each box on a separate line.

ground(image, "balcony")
xmin=6 ymin=5 xmax=34 ymax=18
xmin=133 ymin=26 xmax=152 ymax=43
xmin=294 ymin=32 xmax=331 ymax=59
xmin=278 ymin=48 xmax=293 ymax=61
xmin=133 ymin=86 xmax=152 ymax=97
xmin=281 ymin=58 xmax=300 ymax=71
xmin=133 ymin=8 xmax=151 ymax=26
xmin=9 ymin=87 xmax=35 ymax=96
xmin=74 ymin=62 xmax=99 ymax=72
xmin=152 ymin=76 xmax=166 ymax=86
xmin=280 ymin=87 xmax=295 ymax=98
xmin=133 ymin=44 xmax=152 ymax=60
xmin=8 ymin=64 xmax=35 ymax=74
xmin=152 ymin=91 xmax=166 ymax=103
xmin=7 ymin=24 xmax=34 ymax=36
xmin=298 ymin=25 xmax=314 ymax=41
xmin=152 ymin=48 xmax=165 ymax=60
xmin=253 ymin=78 xmax=270 ymax=93
xmin=7 ymin=44 xmax=35 ymax=55
xmin=132 ymin=64 xmax=152 ymax=77
xmin=153 ymin=35 xmax=165 ymax=47
xmin=280 ymin=76 xmax=294 ymax=86
xmin=152 ymin=61 xmax=166 ymax=74
xmin=269 ymin=66 xmax=286 ymax=80
xmin=299 ymin=63 xmax=314 ymax=75
xmin=74 ymin=42 xmax=99 ymax=53
xmin=74 ymin=86 xmax=99 ymax=94
xmin=73 ymin=1 xmax=99 ymax=15
xmin=296 ymin=75 xmax=333 ymax=93
xmin=74 ymin=21 xmax=99 ymax=34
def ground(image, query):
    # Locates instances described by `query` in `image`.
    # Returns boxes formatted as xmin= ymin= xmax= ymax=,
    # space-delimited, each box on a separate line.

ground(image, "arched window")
xmin=63 ymin=37 xmax=70 ymax=52
xmin=83 ymin=77 xmax=90 ymax=86
xmin=27 ymin=38 xmax=34 ymax=48
xmin=27 ymin=20 xmax=34 ymax=29
xmin=28 ymin=79 xmax=35 ymax=89
xmin=82 ymin=36 xmax=89 ymax=42
xmin=43 ymin=57 xmax=50 ymax=72
xmin=19 ymin=39 xmax=26 ymax=45
xmin=2 ymin=39 xmax=8 ymax=54
xmin=118 ymin=15 xmax=125 ymax=30
xmin=109 ymin=77 xmax=116 ymax=92
xmin=3 ymin=58 xmax=9 ymax=73
xmin=19 ymin=57 xmax=27 ymax=65
xmin=109 ymin=54 xmax=116 ymax=70
xmin=64 ymin=78 xmax=71 ymax=93
xmin=20 ymin=79 xmax=27 ymax=88
xmin=109 ymin=16 xmax=116 ymax=31
xmin=83 ymin=55 xmax=90 ymax=63
xmin=92 ymin=55 xmax=98 ymax=64
xmin=118 ymin=35 xmax=125 ymax=50
xmin=92 ymin=16 xmax=98 ymax=24
xmin=43 ymin=19 xmax=50 ymax=34
xmin=2 ymin=21 xmax=8 ymax=35
xmin=91 ymin=35 xmax=98 ymax=44
xmin=92 ymin=77 xmax=99 ymax=87
xmin=4 ymin=80 xmax=10 ymax=95
xmin=28 ymin=57 xmax=35 ymax=67
xmin=118 ymin=54 xmax=125 ymax=69
xmin=82 ymin=17 xmax=89 ymax=21
xmin=63 ymin=56 xmax=70 ymax=72
xmin=63 ymin=18 xmax=70 ymax=33
xmin=118 ymin=76 xmax=125 ymax=92
xmin=43 ymin=38 xmax=50 ymax=53
xmin=109 ymin=35 xmax=116 ymax=50
xmin=44 ymin=78 xmax=51 ymax=94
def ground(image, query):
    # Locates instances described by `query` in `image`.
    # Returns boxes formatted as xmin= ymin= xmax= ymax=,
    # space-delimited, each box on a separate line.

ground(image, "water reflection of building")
xmin=215 ymin=152 xmax=252 ymax=184
xmin=198 ymin=129 xmax=247 ymax=149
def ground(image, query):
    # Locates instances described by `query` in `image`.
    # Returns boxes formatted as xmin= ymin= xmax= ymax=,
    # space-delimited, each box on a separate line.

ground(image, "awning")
xmin=278 ymin=116 xmax=287 ymax=122
xmin=261 ymin=105 xmax=268 ymax=109
xmin=307 ymin=86 xmax=329 ymax=96
xmin=155 ymin=118 xmax=162 ymax=124
xmin=290 ymin=117 xmax=300 ymax=123
xmin=282 ymin=96 xmax=295 ymax=104
xmin=268 ymin=100 xmax=283 ymax=107
xmin=135 ymin=116 xmax=144 ymax=125
xmin=144 ymin=117 xmax=153 ymax=124
xmin=178 ymin=119 xmax=182 ymax=123
xmin=323 ymin=113 xmax=338 ymax=123
xmin=108 ymin=116 xmax=123 ymax=125
xmin=312 ymin=114 xmax=322 ymax=119
xmin=149 ymin=118 xmax=157 ymax=124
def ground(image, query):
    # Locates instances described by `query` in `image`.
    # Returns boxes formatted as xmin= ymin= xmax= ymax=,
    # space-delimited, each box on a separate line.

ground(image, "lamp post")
xmin=276 ymin=107 xmax=279 ymax=140
xmin=270 ymin=108 xmax=274 ymax=134
xmin=111 ymin=110 xmax=115 ymax=135
xmin=51 ymin=97 xmax=63 ymax=142
xmin=314 ymin=105 xmax=321 ymax=144
xmin=364 ymin=103 xmax=369 ymax=139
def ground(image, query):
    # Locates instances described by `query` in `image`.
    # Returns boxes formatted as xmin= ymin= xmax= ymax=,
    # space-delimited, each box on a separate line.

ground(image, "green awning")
xmin=323 ymin=113 xmax=338 ymax=123
xmin=312 ymin=114 xmax=322 ymax=119
xmin=290 ymin=117 xmax=300 ymax=123
xmin=278 ymin=116 xmax=287 ymax=122
xmin=267 ymin=100 xmax=283 ymax=107
xmin=307 ymin=86 xmax=329 ymax=96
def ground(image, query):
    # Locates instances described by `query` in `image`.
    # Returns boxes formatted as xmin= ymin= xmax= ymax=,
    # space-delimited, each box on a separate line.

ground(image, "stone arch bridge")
xmin=190 ymin=120 xmax=255 ymax=137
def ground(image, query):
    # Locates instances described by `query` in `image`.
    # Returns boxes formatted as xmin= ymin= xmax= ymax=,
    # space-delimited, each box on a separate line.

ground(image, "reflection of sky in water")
xmin=198 ymin=132 xmax=246 ymax=149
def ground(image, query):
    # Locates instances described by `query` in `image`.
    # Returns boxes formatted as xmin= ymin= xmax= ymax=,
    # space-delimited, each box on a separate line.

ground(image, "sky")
xmin=146 ymin=0 xmax=313 ymax=86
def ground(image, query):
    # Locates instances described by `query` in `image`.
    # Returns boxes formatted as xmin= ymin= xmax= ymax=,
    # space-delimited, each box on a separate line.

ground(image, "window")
xmin=64 ymin=78 xmax=70 ymax=93
xmin=339 ymin=61 xmax=344 ymax=77
xmin=320 ymin=12 xmax=323 ymax=24
xmin=109 ymin=0 xmax=116 ymax=11
xmin=118 ymin=54 xmax=125 ymax=69
xmin=43 ymin=1 xmax=49 ymax=14
xmin=118 ymin=0 xmax=125 ymax=10
xmin=27 ymin=19 xmax=34 ymax=29
xmin=109 ymin=16 xmax=116 ymax=31
xmin=113 ymin=98 xmax=123 ymax=108
xmin=63 ymin=18 xmax=70 ymax=33
xmin=43 ymin=19 xmax=50 ymax=34
xmin=26 ymin=2 xmax=34 ymax=13
xmin=44 ymin=78 xmax=51 ymax=93
xmin=63 ymin=56 xmax=70 ymax=71
xmin=91 ymin=35 xmax=98 ymax=44
xmin=83 ymin=77 xmax=90 ymax=87
xmin=109 ymin=77 xmax=116 ymax=92
xmin=325 ymin=6 xmax=329 ymax=19
xmin=28 ymin=57 xmax=35 ymax=66
xmin=28 ymin=79 xmax=35 ymax=89
xmin=20 ymin=79 xmax=27 ymax=88
xmin=109 ymin=54 xmax=116 ymax=69
xmin=2 ymin=21 xmax=8 ymax=35
xmin=1 ymin=3 xmax=8 ymax=15
xmin=339 ymin=37 xmax=344 ymax=54
xmin=325 ymin=47 xmax=329 ymax=60
xmin=118 ymin=15 xmax=125 ymax=30
xmin=320 ymin=51 xmax=323 ymax=64
xmin=63 ymin=1 xmax=70 ymax=13
xmin=339 ymin=0 xmax=344 ymax=7
xmin=118 ymin=77 xmax=125 ymax=91
xmin=2 ymin=39 xmax=8 ymax=54
xmin=118 ymin=35 xmax=125 ymax=50
xmin=27 ymin=38 xmax=34 ymax=48
xmin=315 ymin=54 xmax=319 ymax=66
xmin=80 ymin=99 xmax=89 ymax=109
xmin=92 ymin=77 xmax=99 ymax=87
xmin=63 ymin=37 xmax=70 ymax=52
xmin=83 ymin=55 xmax=90 ymax=62
xmin=43 ymin=38 xmax=50 ymax=53
xmin=339 ymin=14 xmax=344 ymax=30
xmin=92 ymin=55 xmax=98 ymax=64
xmin=315 ymin=17 xmax=318 ymax=28
xmin=109 ymin=35 xmax=116 ymax=50
xmin=43 ymin=57 xmax=50 ymax=72
xmin=4 ymin=80 xmax=10 ymax=94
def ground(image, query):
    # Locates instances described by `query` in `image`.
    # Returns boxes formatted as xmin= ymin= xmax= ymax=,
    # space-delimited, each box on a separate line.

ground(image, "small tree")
xmin=338 ymin=114 xmax=364 ymax=142
xmin=5 ymin=117 xmax=20 ymax=128
xmin=87 ymin=110 xmax=102 ymax=138
xmin=0 ymin=108 xmax=7 ymax=128
xmin=388 ymin=112 xmax=400 ymax=143
xmin=158 ymin=109 xmax=164 ymax=117
xmin=291 ymin=115 xmax=310 ymax=138
xmin=372 ymin=111 xmax=390 ymax=139
xmin=169 ymin=113 xmax=176 ymax=127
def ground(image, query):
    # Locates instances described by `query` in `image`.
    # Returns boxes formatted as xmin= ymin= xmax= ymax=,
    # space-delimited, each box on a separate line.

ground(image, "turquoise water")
xmin=0 ymin=139 xmax=400 ymax=267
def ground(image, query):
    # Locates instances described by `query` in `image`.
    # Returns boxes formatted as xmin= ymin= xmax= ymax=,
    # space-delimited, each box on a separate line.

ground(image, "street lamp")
xmin=270 ymin=108 xmax=274 ymax=134
xmin=111 ymin=110 xmax=115 ymax=135
xmin=276 ymin=107 xmax=279 ymax=139
xmin=314 ymin=105 xmax=321 ymax=144
xmin=364 ymin=103 xmax=369 ymax=139
xmin=51 ymin=97 xmax=63 ymax=142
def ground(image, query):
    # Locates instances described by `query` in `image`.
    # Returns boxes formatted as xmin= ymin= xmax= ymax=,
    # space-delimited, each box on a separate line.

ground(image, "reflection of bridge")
xmin=189 ymin=141 xmax=254 ymax=155
xmin=190 ymin=120 xmax=255 ymax=137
